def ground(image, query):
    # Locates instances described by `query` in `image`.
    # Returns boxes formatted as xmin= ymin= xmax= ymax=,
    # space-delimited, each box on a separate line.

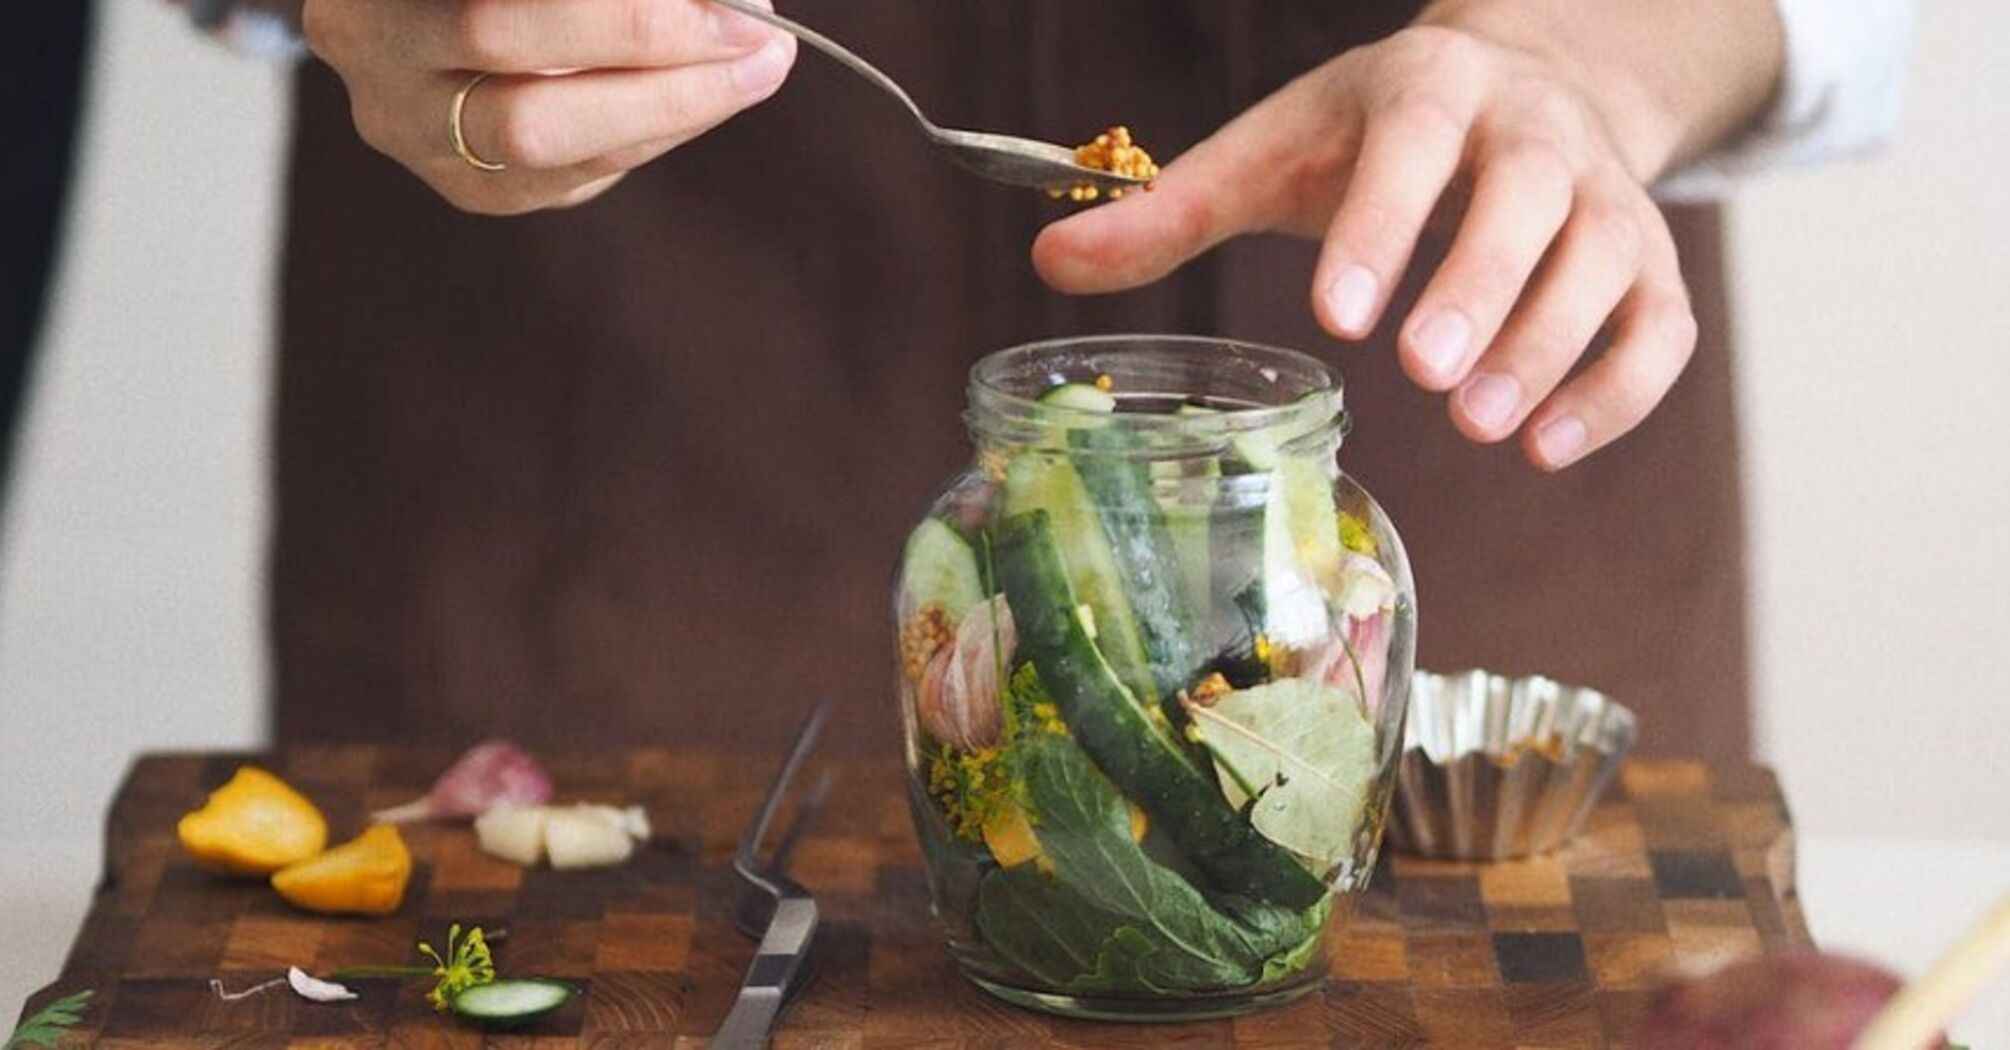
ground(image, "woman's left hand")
xmin=1034 ymin=16 xmax=1754 ymax=471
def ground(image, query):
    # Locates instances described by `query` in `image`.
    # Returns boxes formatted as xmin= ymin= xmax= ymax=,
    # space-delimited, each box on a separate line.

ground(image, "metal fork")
xmin=732 ymin=768 xmax=832 ymax=938
xmin=711 ymin=700 xmax=831 ymax=1049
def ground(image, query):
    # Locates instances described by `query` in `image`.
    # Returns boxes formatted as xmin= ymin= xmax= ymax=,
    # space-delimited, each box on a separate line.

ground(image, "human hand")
xmin=1034 ymin=23 xmax=1713 ymax=470
xmin=303 ymin=0 xmax=796 ymax=214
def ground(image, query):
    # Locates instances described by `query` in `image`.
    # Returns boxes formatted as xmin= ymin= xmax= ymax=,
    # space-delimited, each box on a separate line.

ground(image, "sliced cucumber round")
xmin=900 ymin=518 xmax=985 ymax=621
xmin=451 ymin=979 xmax=577 ymax=1028
xmin=1037 ymin=381 xmax=1117 ymax=414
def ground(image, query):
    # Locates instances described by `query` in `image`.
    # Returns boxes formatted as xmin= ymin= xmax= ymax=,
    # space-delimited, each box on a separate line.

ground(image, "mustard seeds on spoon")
xmin=1053 ymin=126 xmax=1160 ymax=202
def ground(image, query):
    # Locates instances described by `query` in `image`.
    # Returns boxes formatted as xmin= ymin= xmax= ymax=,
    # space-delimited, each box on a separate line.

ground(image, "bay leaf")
xmin=1188 ymin=678 xmax=1376 ymax=867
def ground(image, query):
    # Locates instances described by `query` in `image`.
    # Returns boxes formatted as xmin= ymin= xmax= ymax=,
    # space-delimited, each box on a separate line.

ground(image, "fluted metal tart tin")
xmin=1387 ymin=670 xmax=1637 ymax=860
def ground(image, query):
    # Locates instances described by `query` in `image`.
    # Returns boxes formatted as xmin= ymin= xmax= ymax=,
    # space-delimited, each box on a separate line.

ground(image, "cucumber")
xmin=451 ymin=979 xmax=576 ymax=1028
xmin=1001 ymin=449 xmax=1161 ymax=707
xmin=1069 ymin=427 xmax=1207 ymax=700
xmin=1154 ymin=458 xmax=1217 ymax=644
xmin=992 ymin=510 xmax=1328 ymax=909
xmin=900 ymin=518 xmax=985 ymax=620
xmin=1259 ymin=456 xmax=1344 ymax=647
xmin=1158 ymin=402 xmax=1223 ymax=650
xmin=1009 ymin=382 xmax=1206 ymax=702
xmin=1038 ymin=381 xmax=1117 ymax=414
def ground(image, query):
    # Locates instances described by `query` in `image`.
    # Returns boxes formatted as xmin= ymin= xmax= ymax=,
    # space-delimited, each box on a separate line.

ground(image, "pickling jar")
xmin=892 ymin=335 xmax=1416 ymax=1020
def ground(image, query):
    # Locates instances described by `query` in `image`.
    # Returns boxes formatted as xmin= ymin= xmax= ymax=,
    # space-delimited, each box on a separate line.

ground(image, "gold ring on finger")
xmin=449 ymin=72 xmax=507 ymax=173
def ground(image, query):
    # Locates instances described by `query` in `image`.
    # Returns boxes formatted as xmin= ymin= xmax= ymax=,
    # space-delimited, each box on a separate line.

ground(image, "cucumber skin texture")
xmin=1001 ymin=451 xmax=1161 ymax=706
xmin=1069 ymin=428 xmax=1208 ymax=701
xmin=992 ymin=511 xmax=1329 ymax=910
xmin=451 ymin=979 xmax=577 ymax=1028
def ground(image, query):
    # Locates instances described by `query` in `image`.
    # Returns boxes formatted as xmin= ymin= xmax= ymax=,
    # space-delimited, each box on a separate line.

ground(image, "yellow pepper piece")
xmin=272 ymin=825 xmax=413 ymax=917
xmin=982 ymin=803 xmax=1046 ymax=870
xmin=981 ymin=800 xmax=1149 ymax=873
xmin=176 ymin=766 xmax=329 ymax=876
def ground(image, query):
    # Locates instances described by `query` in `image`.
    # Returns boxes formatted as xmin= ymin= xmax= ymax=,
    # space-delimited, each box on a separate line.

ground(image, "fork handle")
xmin=714 ymin=897 xmax=819 ymax=1048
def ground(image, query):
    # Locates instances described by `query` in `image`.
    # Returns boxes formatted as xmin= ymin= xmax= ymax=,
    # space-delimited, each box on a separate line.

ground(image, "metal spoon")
xmin=708 ymin=0 xmax=1150 ymax=196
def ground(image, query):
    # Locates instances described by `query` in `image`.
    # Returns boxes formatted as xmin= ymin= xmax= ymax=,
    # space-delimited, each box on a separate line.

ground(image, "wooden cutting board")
xmin=15 ymin=749 xmax=1807 ymax=1047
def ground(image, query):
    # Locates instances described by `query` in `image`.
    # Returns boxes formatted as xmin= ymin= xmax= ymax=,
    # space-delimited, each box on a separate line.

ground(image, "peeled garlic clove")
xmin=1333 ymin=551 xmax=1397 ymax=619
xmin=287 ymin=967 xmax=357 ymax=1003
xmin=474 ymin=803 xmax=548 ymax=867
xmin=544 ymin=806 xmax=636 ymax=870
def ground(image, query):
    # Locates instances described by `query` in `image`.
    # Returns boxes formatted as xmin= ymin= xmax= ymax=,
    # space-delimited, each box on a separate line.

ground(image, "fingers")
xmin=1441 ymin=174 xmax=1643 ymax=441
xmin=452 ymin=39 xmax=795 ymax=172
xmin=1395 ymin=143 xmax=1575 ymax=393
xmin=1032 ymin=73 xmax=1363 ymax=294
xmin=305 ymin=0 xmax=794 ymax=214
xmin=315 ymin=0 xmax=781 ymax=75
xmin=1311 ymin=91 xmax=1473 ymax=340
xmin=1520 ymin=226 xmax=1696 ymax=470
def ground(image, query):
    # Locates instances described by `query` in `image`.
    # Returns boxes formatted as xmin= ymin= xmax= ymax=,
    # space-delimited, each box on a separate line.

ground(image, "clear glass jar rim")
xmin=966 ymin=334 xmax=1346 ymax=450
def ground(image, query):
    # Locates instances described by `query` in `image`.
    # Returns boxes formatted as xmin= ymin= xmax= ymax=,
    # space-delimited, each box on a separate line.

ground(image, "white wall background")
xmin=0 ymin=0 xmax=284 ymax=1010
xmin=3 ymin=0 xmax=2006 ymax=1026
xmin=1733 ymin=3 xmax=2010 ymax=843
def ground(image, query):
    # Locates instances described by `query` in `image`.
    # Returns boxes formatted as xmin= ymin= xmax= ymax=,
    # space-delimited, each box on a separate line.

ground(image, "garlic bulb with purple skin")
xmin=918 ymin=596 xmax=1016 ymax=750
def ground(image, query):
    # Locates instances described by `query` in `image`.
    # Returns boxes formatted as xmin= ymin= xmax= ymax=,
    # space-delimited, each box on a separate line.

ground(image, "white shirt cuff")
xmin=1656 ymin=0 xmax=1916 ymax=202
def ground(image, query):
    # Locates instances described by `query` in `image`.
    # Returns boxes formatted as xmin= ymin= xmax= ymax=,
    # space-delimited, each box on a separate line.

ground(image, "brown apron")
xmin=273 ymin=1 xmax=1749 ymax=759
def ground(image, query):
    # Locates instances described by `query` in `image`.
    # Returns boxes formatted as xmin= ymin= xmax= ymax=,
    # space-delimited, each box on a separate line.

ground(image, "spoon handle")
xmin=706 ymin=0 xmax=930 ymax=129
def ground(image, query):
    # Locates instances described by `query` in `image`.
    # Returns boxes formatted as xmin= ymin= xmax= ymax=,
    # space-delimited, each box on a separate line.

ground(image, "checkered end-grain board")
xmin=16 ymin=750 xmax=1807 ymax=1047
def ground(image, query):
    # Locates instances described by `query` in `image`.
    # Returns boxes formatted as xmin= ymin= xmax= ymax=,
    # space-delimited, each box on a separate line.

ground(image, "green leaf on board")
xmin=5 ymin=989 xmax=93 ymax=1050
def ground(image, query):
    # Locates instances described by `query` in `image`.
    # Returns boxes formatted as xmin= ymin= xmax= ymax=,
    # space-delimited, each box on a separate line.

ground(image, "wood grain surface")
xmin=13 ymin=750 xmax=1808 ymax=1047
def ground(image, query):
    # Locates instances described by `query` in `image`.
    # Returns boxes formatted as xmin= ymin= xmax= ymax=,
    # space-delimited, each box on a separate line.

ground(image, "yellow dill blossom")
xmin=416 ymin=924 xmax=495 ymax=1011
xmin=1338 ymin=510 xmax=1378 ymax=555
xmin=927 ymin=744 xmax=1011 ymax=841
xmin=1029 ymin=701 xmax=1068 ymax=736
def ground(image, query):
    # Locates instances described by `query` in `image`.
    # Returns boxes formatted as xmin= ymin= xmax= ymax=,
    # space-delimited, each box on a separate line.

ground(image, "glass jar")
xmin=893 ymin=335 xmax=1415 ymax=1021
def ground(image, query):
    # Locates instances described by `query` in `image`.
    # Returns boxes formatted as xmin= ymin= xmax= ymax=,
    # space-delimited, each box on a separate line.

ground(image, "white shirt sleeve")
xmin=1655 ymin=0 xmax=1917 ymax=202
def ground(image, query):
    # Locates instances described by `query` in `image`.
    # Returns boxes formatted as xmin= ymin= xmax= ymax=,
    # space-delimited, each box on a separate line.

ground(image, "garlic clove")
xmin=922 ymin=595 xmax=1015 ymax=750
xmin=544 ymin=806 xmax=637 ymax=870
xmin=474 ymin=803 xmax=548 ymax=867
xmin=287 ymin=967 xmax=358 ymax=1003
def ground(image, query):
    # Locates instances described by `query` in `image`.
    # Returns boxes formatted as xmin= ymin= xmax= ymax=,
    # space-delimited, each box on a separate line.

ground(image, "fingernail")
xmin=1410 ymin=310 xmax=1472 ymax=380
xmin=709 ymin=4 xmax=772 ymax=48
xmin=1535 ymin=414 xmax=1589 ymax=467
xmin=728 ymin=39 xmax=792 ymax=95
xmin=1324 ymin=265 xmax=1379 ymax=336
xmin=1458 ymin=372 xmax=1521 ymax=431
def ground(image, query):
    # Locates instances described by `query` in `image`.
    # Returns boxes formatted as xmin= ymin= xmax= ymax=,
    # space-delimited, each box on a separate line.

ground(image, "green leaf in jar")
xmin=972 ymin=725 xmax=1326 ymax=993
xmin=1186 ymin=679 xmax=1376 ymax=868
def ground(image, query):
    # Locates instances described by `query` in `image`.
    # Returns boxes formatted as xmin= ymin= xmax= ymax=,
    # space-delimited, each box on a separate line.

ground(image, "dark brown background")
xmin=272 ymin=2 xmax=1747 ymax=758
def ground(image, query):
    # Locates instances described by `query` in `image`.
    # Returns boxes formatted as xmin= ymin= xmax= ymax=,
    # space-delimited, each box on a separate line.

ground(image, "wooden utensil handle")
xmin=1854 ymin=892 xmax=2010 ymax=1050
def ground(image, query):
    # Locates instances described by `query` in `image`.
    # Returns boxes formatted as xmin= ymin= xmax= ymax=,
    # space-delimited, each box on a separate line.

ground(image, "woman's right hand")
xmin=303 ymin=0 xmax=796 ymax=214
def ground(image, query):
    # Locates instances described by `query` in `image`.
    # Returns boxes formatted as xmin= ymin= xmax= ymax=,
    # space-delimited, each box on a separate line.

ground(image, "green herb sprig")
xmin=417 ymin=924 xmax=496 ymax=1010
xmin=5 ymin=990 xmax=92 ymax=1050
